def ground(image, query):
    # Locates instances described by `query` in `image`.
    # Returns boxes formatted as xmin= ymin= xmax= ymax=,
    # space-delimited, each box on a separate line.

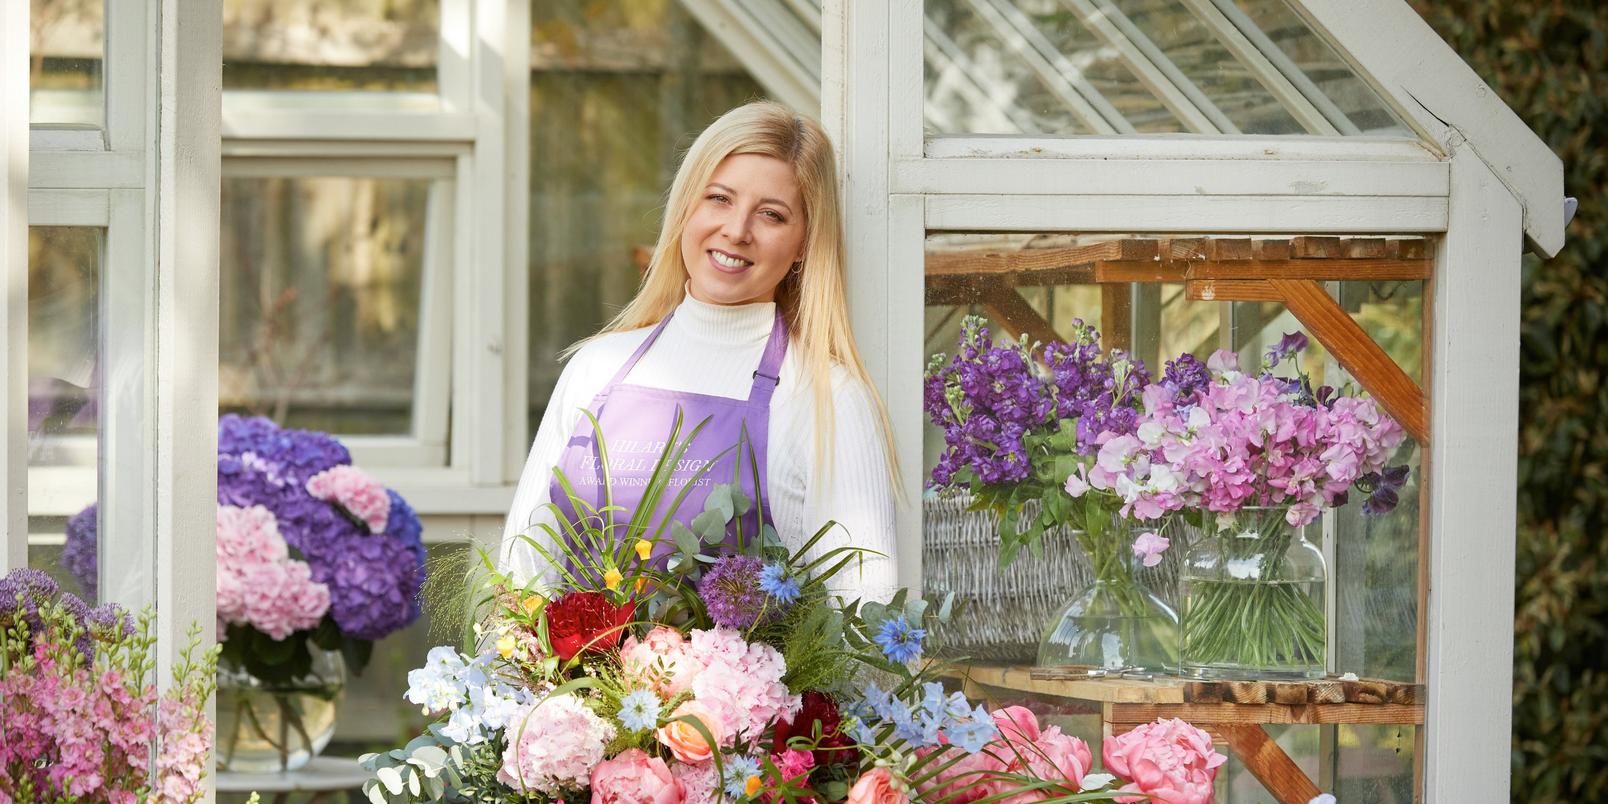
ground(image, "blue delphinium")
xmin=848 ymin=680 xmax=997 ymax=752
xmin=721 ymin=754 xmax=763 ymax=798
xmin=617 ymin=689 xmax=663 ymax=732
xmin=874 ymin=615 xmax=926 ymax=664
xmin=757 ymin=563 xmax=801 ymax=605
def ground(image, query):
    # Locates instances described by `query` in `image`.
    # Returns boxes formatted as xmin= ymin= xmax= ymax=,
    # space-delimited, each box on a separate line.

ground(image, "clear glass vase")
xmin=216 ymin=648 xmax=346 ymax=772
xmin=1037 ymin=526 xmax=1179 ymax=673
xmin=1180 ymin=507 xmax=1327 ymax=680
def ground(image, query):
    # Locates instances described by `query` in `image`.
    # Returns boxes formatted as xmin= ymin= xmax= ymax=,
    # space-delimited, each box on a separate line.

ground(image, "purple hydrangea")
xmin=70 ymin=416 xmax=426 ymax=649
xmin=698 ymin=554 xmax=781 ymax=630
xmin=62 ymin=504 xmax=99 ymax=598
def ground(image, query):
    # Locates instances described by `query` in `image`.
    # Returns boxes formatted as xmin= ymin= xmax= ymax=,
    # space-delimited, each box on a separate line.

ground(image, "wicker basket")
xmin=921 ymin=491 xmax=1185 ymax=664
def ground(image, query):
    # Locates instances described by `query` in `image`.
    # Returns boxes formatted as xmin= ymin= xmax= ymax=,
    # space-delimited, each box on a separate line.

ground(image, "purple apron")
xmin=550 ymin=309 xmax=786 ymax=577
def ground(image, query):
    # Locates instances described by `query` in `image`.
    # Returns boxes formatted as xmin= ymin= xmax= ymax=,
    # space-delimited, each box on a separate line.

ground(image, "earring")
xmin=790 ymin=260 xmax=804 ymax=275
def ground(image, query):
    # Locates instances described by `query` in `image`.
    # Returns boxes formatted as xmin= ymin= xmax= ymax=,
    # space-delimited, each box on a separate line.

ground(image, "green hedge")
xmin=1407 ymin=2 xmax=1608 ymax=800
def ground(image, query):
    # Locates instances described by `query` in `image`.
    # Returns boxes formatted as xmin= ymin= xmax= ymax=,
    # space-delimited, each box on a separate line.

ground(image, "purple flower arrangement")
xmin=65 ymin=414 xmax=425 ymax=683
xmin=924 ymin=316 xmax=1149 ymax=567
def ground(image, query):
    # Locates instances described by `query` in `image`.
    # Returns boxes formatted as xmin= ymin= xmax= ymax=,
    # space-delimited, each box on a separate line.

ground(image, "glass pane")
xmin=28 ymin=227 xmax=102 ymax=603
xmin=923 ymin=0 xmax=1410 ymax=137
xmin=219 ymin=173 xmax=433 ymax=436
xmin=223 ymin=0 xmax=440 ymax=96
xmin=527 ymin=0 xmax=767 ymax=435
xmin=30 ymin=0 xmax=105 ymax=127
xmin=1231 ymin=0 xmax=1410 ymax=135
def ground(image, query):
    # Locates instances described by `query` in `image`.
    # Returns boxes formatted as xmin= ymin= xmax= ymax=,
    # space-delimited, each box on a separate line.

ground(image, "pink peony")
xmin=921 ymin=707 xmax=1093 ymax=804
xmin=499 ymin=695 xmax=616 ymax=796
xmin=305 ymin=465 xmax=391 ymax=533
xmin=620 ymin=626 xmax=700 ymax=697
xmin=1102 ymin=718 xmax=1226 ymax=804
xmin=590 ymin=748 xmax=686 ymax=804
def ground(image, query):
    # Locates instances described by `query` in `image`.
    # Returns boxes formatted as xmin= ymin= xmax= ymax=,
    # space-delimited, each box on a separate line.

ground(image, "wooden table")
xmin=948 ymin=664 xmax=1423 ymax=804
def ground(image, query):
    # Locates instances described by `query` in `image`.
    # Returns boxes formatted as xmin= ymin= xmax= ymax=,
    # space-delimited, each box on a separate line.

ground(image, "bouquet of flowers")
xmin=1090 ymin=338 xmax=1410 ymax=676
xmin=0 ymin=568 xmax=219 ymax=803
xmin=924 ymin=315 xmax=1149 ymax=570
xmin=66 ymin=414 xmax=427 ymax=767
xmin=361 ymin=417 xmax=1230 ymax=803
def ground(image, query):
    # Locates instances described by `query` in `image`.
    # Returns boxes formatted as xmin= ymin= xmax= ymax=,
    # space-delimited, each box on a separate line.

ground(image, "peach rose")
xmin=656 ymin=701 xmax=725 ymax=763
xmin=847 ymin=768 xmax=909 ymax=804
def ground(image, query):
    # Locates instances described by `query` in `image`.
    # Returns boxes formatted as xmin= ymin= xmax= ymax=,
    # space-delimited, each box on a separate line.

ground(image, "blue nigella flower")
xmin=758 ymin=563 xmax=801 ymax=605
xmin=874 ymin=615 xmax=926 ymax=664
xmin=721 ymin=754 xmax=763 ymax=798
xmin=617 ymin=689 xmax=662 ymax=732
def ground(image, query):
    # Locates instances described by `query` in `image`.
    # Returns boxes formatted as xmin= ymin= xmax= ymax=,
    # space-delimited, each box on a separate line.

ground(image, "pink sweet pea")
xmin=1063 ymin=466 xmax=1091 ymax=498
xmin=1131 ymin=532 xmax=1171 ymax=568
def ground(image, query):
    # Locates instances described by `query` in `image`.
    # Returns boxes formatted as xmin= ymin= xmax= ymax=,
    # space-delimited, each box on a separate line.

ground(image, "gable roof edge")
xmin=1291 ymin=0 xmax=1565 ymax=257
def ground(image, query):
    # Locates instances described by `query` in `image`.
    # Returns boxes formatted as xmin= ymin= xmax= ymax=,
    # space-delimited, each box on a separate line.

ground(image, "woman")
xmin=499 ymin=101 xmax=899 ymax=602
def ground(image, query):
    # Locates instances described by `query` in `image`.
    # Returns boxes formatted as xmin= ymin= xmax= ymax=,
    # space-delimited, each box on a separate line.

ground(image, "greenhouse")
xmin=1 ymin=1 xmax=1584 ymax=802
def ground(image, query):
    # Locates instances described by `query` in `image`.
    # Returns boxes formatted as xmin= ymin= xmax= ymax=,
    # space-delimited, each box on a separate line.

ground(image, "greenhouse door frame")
xmin=1 ymin=0 xmax=221 ymax=693
xmin=825 ymin=1 xmax=1524 ymax=800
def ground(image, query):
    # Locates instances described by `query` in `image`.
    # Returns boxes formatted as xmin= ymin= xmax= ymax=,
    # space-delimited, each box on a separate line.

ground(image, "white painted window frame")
xmin=825 ymin=2 xmax=1526 ymax=800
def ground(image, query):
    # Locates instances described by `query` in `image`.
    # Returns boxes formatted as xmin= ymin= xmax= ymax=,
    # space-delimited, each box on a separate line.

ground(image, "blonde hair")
xmin=575 ymin=101 xmax=900 ymax=491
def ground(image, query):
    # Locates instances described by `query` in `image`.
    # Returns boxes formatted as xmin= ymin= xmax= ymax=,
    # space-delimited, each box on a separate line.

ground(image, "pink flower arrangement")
xmin=1090 ymin=350 xmax=1405 ymax=527
xmin=305 ymin=464 xmax=392 ymax=534
xmin=499 ymin=694 xmax=617 ymax=796
xmin=215 ymin=504 xmax=330 ymax=640
xmin=0 ymin=570 xmax=217 ymax=804
xmin=1102 ymin=718 xmax=1226 ymax=804
xmin=591 ymin=748 xmax=687 ymax=804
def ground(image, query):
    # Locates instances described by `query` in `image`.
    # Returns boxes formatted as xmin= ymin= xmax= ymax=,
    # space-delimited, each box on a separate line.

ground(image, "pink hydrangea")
xmin=671 ymin=760 xmax=720 ymax=804
xmin=1102 ymin=718 xmax=1226 ymax=804
xmin=685 ymin=628 xmax=801 ymax=743
xmin=216 ymin=504 xmax=330 ymax=640
xmin=305 ymin=465 xmax=391 ymax=533
xmin=620 ymin=626 xmax=700 ymax=697
xmin=498 ymin=694 xmax=615 ymax=796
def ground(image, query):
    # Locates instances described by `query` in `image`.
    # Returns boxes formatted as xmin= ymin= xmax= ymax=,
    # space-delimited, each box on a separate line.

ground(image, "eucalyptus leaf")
xmin=705 ymin=484 xmax=736 ymax=521
xmin=376 ymin=766 xmax=405 ymax=796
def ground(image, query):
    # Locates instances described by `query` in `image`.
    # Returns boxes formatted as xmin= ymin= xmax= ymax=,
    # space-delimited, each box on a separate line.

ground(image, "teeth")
xmin=712 ymin=251 xmax=751 ymax=269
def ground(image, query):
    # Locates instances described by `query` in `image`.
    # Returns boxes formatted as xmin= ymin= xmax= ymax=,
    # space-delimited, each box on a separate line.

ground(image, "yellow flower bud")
xmin=744 ymin=776 xmax=762 ymax=797
xmin=634 ymin=539 xmax=653 ymax=561
xmin=604 ymin=567 xmax=623 ymax=591
xmin=496 ymin=633 xmax=517 ymax=659
xmin=521 ymin=595 xmax=544 ymax=616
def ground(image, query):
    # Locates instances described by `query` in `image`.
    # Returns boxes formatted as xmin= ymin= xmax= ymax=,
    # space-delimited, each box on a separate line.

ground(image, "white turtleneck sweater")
xmin=499 ymin=293 xmax=898 ymax=603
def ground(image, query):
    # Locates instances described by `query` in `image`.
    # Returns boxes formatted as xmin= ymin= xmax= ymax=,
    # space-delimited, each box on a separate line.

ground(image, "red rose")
xmin=546 ymin=591 xmax=634 ymax=662
xmin=774 ymin=690 xmax=857 ymax=769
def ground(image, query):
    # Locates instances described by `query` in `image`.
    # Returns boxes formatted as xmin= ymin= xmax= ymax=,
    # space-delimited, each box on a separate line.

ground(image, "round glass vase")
xmin=1179 ymin=507 xmax=1327 ymax=680
xmin=1036 ymin=526 xmax=1179 ymax=673
xmin=215 ymin=648 xmax=346 ymax=772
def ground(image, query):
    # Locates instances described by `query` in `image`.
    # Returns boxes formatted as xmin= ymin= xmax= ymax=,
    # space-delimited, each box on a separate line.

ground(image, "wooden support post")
xmin=1219 ymin=724 xmax=1324 ymax=804
xmin=1101 ymin=283 xmax=1132 ymax=353
xmin=1270 ymin=278 xmax=1430 ymax=442
xmin=978 ymin=285 xmax=1061 ymax=347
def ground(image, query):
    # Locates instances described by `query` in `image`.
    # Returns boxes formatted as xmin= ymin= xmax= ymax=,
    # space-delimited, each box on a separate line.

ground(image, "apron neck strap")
xmin=601 ymin=311 xmax=676 ymax=392
xmin=747 ymin=311 xmax=789 ymax=404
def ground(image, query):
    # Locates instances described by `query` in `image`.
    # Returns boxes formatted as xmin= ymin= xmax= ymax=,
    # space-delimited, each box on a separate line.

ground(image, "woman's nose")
xmin=720 ymin=211 xmax=752 ymax=244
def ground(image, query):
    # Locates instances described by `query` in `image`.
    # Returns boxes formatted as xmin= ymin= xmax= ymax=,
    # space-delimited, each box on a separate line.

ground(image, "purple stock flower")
xmin=1160 ymin=354 xmax=1211 ymax=404
xmin=63 ymin=504 xmax=99 ymax=597
xmin=698 ymin=554 xmax=780 ymax=629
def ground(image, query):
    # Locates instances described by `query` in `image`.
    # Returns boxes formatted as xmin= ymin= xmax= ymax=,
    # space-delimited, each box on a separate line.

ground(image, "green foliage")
xmin=1408 ymin=2 xmax=1608 ymax=800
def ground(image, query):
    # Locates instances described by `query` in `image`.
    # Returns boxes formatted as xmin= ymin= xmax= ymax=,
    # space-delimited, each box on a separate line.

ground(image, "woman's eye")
xmin=762 ymin=210 xmax=784 ymax=222
xmin=707 ymin=194 xmax=728 ymax=203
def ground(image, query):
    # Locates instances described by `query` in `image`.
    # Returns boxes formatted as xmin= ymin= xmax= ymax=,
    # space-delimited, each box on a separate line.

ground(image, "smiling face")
xmin=679 ymin=153 xmax=807 ymax=306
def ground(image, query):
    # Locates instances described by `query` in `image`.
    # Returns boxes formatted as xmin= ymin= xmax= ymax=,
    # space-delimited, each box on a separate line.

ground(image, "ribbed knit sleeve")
xmin=794 ymin=372 xmax=900 ymax=605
